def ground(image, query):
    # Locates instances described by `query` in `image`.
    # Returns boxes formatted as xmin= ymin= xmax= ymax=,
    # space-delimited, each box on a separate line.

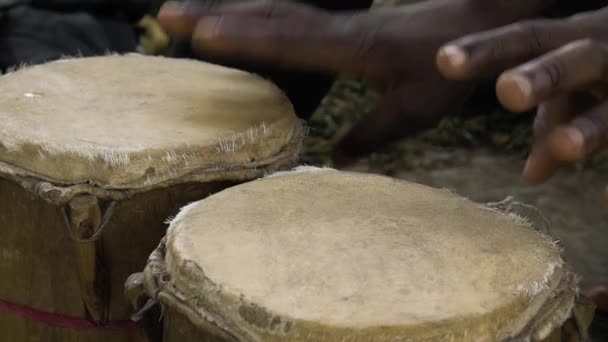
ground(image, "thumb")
xmin=335 ymin=91 xmax=411 ymax=158
xmin=336 ymin=79 xmax=473 ymax=158
xmin=160 ymin=1 xmax=383 ymax=76
xmin=159 ymin=0 xmax=320 ymax=36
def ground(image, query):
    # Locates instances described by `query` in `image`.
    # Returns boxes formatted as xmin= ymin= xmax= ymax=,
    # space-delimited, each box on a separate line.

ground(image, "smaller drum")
xmin=136 ymin=167 xmax=593 ymax=342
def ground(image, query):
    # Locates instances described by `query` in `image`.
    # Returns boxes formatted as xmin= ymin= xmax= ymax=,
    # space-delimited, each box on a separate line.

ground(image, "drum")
xmin=137 ymin=167 xmax=594 ymax=341
xmin=0 ymin=54 xmax=302 ymax=341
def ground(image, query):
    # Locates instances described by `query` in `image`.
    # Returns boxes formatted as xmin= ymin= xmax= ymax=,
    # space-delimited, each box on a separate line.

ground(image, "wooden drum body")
xmin=140 ymin=168 xmax=593 ymax=342
xmin=0 ymin=54 xmax=302 ymax=341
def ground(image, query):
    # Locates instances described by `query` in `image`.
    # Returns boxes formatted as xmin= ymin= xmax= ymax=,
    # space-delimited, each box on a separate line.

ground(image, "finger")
xmin=335 ymin=91 xmax=408 ymax=157
xmin=159 ymin=1 xmax=317 ymax=37
xmin=523 ymin=143 xmax=560 ymax=185
xmin=548 ymin=99 xmax=608 ymax=162
xmin=191 ymin=15 xmax=335 ymax=73
xmin=523 ymin=97 xmax=574 ymax=184
xmin=189 ymin=12 xmax=386 ymax=76
xmin=160 ymin=0 xmax=386 ymax=76
xmin=437 ymin=19 xmax=585 ymax=80
xmin=496 ymin=39 xmax=608 ymax=112
xmin=158 ymin=1 xmax=203 ymax=36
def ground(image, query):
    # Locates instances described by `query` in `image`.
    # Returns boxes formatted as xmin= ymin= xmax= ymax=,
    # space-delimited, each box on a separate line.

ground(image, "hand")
xmin=158 ymin=0 xmax=542 ymax=159
xmin=437 ymin=8 xmax=608 ymax=184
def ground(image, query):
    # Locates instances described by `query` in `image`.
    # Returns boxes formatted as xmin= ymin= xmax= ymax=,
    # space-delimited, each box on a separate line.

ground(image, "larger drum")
xmin=0 ymin=54 xmax=302 ymax=341
xmin=140 ymin=167 xmax=593 ymax=341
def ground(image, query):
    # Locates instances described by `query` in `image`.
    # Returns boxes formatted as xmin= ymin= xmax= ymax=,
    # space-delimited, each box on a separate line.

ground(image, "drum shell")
xmin=0 ymin=309 xmax=145 ymax=342
xmin=0 ymin=178 xmax=237 ymax=341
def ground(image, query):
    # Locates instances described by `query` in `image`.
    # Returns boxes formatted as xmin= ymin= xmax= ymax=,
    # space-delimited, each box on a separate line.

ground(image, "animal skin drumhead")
xmin=159 ymin=167 xmax=575 ymax=341
xmin=0 ymin=54 xmax=298 ymax=188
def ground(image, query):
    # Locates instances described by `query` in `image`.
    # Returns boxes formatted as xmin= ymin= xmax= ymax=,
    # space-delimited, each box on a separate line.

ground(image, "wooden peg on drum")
xmin=64 ymin=195 xmax=111 ymax=325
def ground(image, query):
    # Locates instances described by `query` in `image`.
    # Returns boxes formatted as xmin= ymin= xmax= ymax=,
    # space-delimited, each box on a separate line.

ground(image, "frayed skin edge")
xmin=264 ymin=165 xmax=336 ymax=179
xmin=515 ymin=261 xmax=563 ymax=297
xmin=214 ymin=123 xmax=271 ymax=154
xmin=481 ymin=197 xmax=567 ymax=298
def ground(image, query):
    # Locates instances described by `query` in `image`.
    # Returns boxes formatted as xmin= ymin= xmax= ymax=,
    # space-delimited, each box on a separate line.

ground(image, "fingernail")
xmin=557 ymin=127 xmax=585 ymax=159
xmin=503 ymin=74 xmax=532 ymax=98
xmin=439 ymin=45 xmax=468 ymax=68
xmin=523 ymin=156 xmax=532 ymax=179
xmin=195 ymin=17 xmax=223 ymax=39
xmin=561 ymin=127 xmax=584 ymax=147
xmin=497 ymin=73 xmax=533 ymax=112
xmin=161 ymin=1 xmax=187 ymax=13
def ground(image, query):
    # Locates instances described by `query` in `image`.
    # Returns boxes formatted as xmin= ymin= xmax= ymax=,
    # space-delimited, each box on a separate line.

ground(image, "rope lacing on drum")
xmin=61 ymin=201 xmax=117 ymax=242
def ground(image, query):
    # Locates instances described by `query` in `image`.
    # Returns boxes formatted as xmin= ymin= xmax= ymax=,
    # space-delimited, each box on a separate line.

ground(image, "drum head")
xmin=0 ymin=54 xmax=298 ymax=188
xmin=161 ymin=168 xmax=575 ymax=341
